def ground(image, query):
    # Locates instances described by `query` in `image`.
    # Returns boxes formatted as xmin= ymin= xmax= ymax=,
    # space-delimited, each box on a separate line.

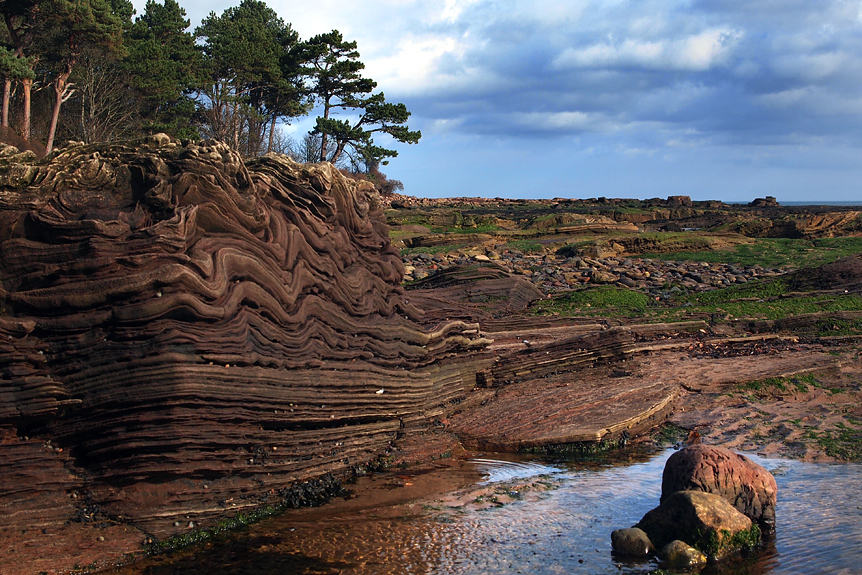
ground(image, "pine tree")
xmin=196 ymin=0 xmax=305 ymax=155
xmin=124 ymin=0 xmax=201 ymax=139
xmin=1 ymin=0 xmax=41 ymax=139
xmin=300 ymin=30 xmax=420 ymax=165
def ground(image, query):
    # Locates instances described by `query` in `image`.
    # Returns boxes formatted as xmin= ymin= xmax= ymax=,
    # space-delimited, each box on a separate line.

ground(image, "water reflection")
xmin=108 ymin=449 xmax=862 ymax=575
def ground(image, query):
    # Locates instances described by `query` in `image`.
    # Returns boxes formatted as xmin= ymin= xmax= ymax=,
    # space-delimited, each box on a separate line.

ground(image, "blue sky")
xmin=133 ymin=0 xmax=862 ymax=202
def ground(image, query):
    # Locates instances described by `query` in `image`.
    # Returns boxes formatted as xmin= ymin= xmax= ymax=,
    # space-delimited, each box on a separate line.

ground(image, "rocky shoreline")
xmin=0 ymin=137 xmax=860 ymax=574
xmin=404 ymin=250 xmax=785 ymax=295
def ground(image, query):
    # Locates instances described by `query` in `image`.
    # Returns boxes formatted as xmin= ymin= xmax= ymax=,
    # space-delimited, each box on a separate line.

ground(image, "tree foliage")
xmin=35 ymin=0 xmax=128 ymax=151
xmin=0 ymin=0 xmax=420 ymax=189
xmin=195 ymin=0 xmax=307 ymax=156
xmin=300 ymin=29 xmax=420 ymax=165
xmin=123 ymin=0 xmax=200 ymax=138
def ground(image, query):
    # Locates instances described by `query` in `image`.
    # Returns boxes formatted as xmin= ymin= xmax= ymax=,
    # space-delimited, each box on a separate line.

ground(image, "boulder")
xmin=667 ymin=195 xmax=693 ymax=207
xmin=591 ymin=271 xmax=620 ymax=284
xmin=611 ymin=527 xmax=654 ymax=557
xmin=636 ymin=490 xmax=760 ymax=561
xmin=662 ymin=444 xmax=777 ymax=530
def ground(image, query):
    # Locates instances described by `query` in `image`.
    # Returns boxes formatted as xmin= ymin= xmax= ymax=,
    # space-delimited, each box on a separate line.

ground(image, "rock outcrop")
xmin=0 ymin=136 xmax=488 ymax=546
xmin=661 ymin=444 xmax=777 ymax=529
xmin=635 ymin=490 xmax=760 ymax=561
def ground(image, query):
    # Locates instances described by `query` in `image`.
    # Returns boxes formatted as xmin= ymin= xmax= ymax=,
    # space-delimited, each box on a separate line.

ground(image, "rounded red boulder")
xmin=662 ymin=444 xmax=777 ymax=530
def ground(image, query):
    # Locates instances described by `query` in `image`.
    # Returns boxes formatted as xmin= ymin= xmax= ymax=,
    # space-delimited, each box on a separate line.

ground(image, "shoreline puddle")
xmin=106 ymin=448 xmax=862 ymax=575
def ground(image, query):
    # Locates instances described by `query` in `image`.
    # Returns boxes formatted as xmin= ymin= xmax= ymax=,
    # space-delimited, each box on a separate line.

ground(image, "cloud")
xmin=552 ymin=28 xmax=743 ymax=72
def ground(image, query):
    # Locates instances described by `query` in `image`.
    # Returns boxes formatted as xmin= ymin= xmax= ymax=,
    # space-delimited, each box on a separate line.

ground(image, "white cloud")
xmin=617 ymin=145 xmax=658 ymax=157
xmin=553 ymin=27 xmax=742 ymax=72
xmin=439 ymin=0 xmax=482 ymax=23
xmin=364 ymin=34 xmax=466 ymax=94
xmin=511 ymin=111 xmax=601 ymax=132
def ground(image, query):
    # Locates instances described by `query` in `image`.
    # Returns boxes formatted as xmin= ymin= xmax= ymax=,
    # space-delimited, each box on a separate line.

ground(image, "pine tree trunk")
xmin=319 ymin=101 xmax=331 ymax=162
xmin=330 ymin=140 xmax=346 ymax=164
xmin=2 ymin=78 xmax=10 ymax=127
xmin=46 ymin=70 xmax=73 ymax=154
xmin=267 ymin=115 xmax=277 ymax=154
xmin=21 ymin=77 xmax=32 ymax=140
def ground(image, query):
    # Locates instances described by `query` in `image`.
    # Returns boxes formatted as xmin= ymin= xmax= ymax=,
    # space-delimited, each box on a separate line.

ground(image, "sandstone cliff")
xmin=0 ymin=135 xmax=489 ymax=549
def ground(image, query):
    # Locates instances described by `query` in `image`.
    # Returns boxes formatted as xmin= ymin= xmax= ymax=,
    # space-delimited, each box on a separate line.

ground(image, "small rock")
xmin=611 ymin=527 xmax=654 ymax=557
xmin=659 ymin=540 xmax=707 ymax=568
xmin=147 ymin=133 xmax=171 ymax=146
xmin=591 ymin=271 xmax=619 ymax=284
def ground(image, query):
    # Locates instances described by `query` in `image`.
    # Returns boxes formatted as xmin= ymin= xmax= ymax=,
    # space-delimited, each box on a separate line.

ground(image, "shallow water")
xmin=111 ymin=449 xmax=862 ymax=575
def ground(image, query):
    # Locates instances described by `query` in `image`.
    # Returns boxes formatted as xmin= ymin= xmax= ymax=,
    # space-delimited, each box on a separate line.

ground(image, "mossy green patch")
xmin=644 ymin=237 xmax=862 ymax=269
xmin=651 ymin=423 xmax=692 ymax=447
xmin=500 ymin=239 xmax=545 ymax=254
xmin=805 ymin=420 xmax=862 ymax=460
xmin=737 ymin=374 xmax=817 ymax=397
xmin=400 ymin=244 xmax=467 ymax=256
xmin=665 ymin=279 xmax=862 ymax=323
xmin=532 ymin=286 xmax=653 ymax=318
xmin=693 ymin=523 xmax=761 ymax=560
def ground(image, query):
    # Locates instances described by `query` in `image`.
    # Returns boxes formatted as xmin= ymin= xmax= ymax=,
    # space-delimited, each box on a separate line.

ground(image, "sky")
xmin=131 ymin=0 xmax=862 ymax=203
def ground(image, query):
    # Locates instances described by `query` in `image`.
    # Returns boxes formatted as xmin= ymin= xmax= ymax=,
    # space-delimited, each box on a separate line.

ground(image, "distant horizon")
xmin=392 ymin=193 xmax=862 ymax=207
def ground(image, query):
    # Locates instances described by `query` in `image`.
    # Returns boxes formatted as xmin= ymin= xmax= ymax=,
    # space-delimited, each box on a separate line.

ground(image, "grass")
xmin=737 ymin=374 xmax=817 ymax=397
xmin=670 ymin=291 xmax=862 ymax=323
xmin=532 ymin=286 xmax=654 ymax=318
xmin=814 ymin=318 xmax=862 ymax=337
xmin=401 ymin=244 xmax=467 ymax=256
xmin=530 ymin=277 xmax=862 ymax=326
xmin=500 ymin=239 xmax=545 ymax=254
xmin=643 ymin=236 xmax=862 ymax=269
xmin=428 ymin=224 xmax=503 ymax=234
xmin=664 ymin=278 xmax=862 ymax=324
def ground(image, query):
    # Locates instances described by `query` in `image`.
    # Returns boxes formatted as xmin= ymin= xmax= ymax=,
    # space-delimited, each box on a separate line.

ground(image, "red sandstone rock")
xmin=0 ymin=135 xmax=489 ymax=563
xmin=661 ymin=444 xmax=777 ymax=529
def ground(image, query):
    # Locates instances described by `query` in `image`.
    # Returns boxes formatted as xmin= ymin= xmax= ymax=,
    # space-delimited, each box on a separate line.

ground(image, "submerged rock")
xmin=611 ymin=527 xmax=655 ymax=557
xmin=658 ymin=539 xmax=707 ymax=569
xmin=636 ymin=490 xmax=760 ymax=561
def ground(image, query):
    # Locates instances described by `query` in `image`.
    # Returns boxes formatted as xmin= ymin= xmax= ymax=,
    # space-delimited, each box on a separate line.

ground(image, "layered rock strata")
xmin=0 ymin=136 xmax=488 ymax=540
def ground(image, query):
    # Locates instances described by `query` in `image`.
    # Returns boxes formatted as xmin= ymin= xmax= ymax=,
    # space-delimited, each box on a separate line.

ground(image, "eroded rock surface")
xmin=0 ymin=137 xmax=488 ymax=557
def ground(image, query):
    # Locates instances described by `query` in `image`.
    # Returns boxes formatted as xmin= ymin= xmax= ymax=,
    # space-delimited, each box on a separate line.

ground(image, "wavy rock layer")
xmin=0 ymin=137 xmax=487 ymax=539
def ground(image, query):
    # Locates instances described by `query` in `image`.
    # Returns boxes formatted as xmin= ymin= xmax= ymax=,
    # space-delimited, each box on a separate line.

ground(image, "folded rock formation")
xmin=0 ymin=136 xmax=489 ymax=542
